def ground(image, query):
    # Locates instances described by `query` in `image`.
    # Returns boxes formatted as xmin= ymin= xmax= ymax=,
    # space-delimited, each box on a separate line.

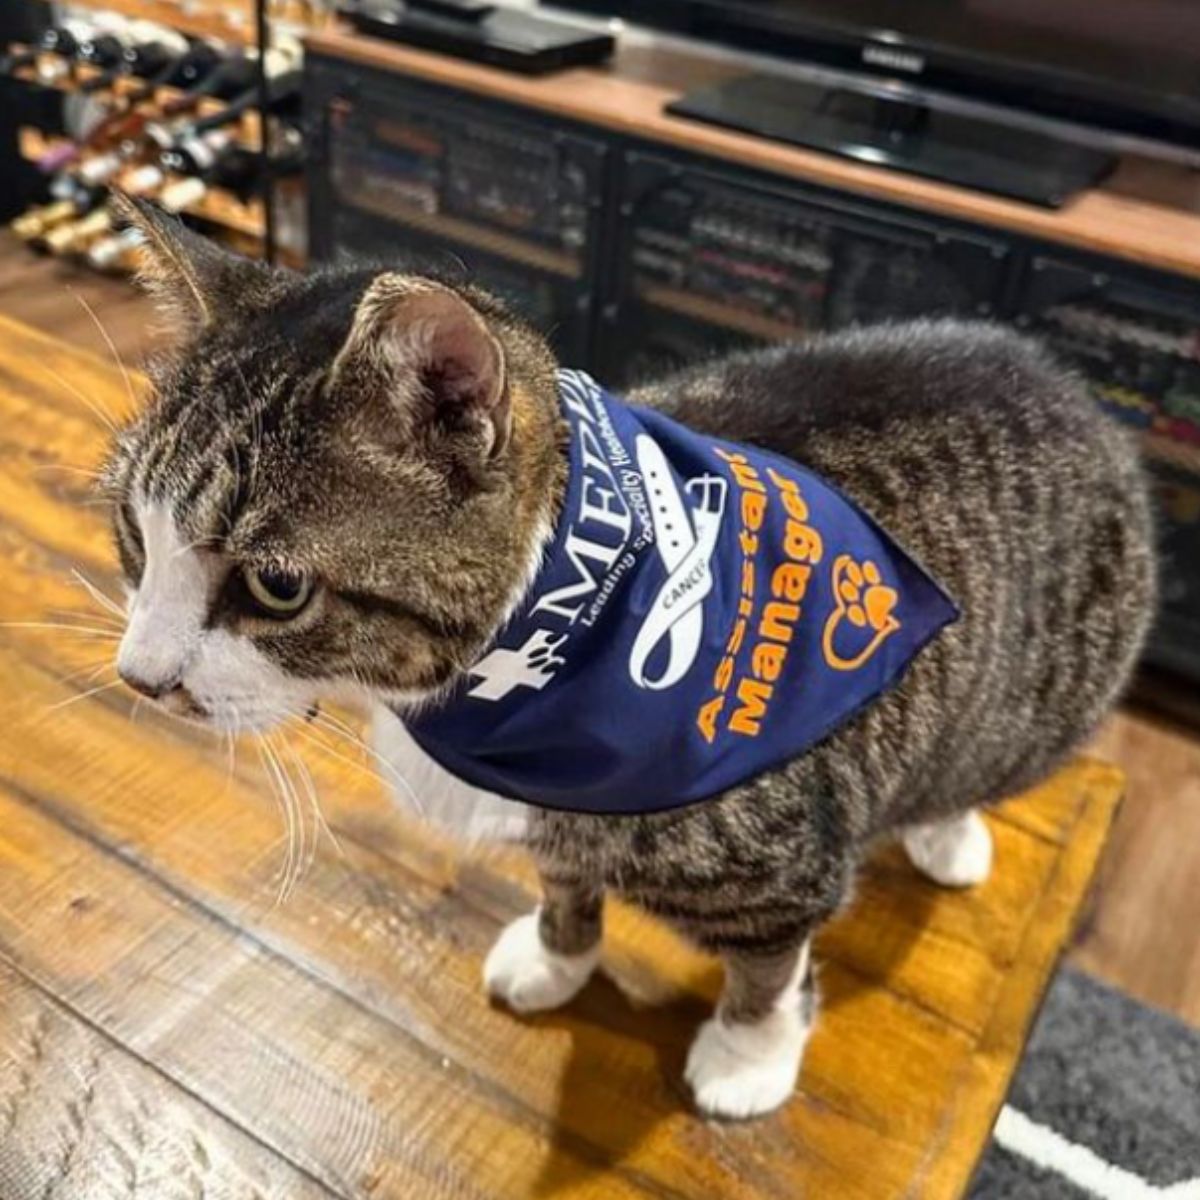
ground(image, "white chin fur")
xmin=118 ymin=501 xmax=320 ymax=732
xmin=372 ymin=704 xmax=532 ymax=842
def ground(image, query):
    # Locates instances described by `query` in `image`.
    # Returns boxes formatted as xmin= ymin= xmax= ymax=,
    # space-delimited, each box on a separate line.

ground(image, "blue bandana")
xmin=406 ymin=370 xmax=958 ymax=816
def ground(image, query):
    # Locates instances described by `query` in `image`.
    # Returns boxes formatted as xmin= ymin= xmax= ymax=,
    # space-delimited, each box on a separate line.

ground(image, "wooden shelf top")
xmin=306 ymin=27 xmax=1200 ymax=280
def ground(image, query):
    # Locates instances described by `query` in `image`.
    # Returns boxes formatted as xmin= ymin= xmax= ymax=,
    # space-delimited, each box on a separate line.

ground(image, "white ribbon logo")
xmin=628 ymin=435 xmax=727 ymax=691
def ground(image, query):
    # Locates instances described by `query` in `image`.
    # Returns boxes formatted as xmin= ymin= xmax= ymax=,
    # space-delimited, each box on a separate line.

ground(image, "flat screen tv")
xmin=560 ymin=0 xmax=1200 ymax=203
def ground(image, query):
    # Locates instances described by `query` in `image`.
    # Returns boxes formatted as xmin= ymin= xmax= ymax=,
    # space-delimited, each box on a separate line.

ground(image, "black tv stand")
xmin=667 ymin=73 xmax=1115 ymax=208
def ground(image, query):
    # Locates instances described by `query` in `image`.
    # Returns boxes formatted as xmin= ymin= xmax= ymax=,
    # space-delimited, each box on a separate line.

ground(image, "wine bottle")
xmin=121 ymin=163 xmax=167 ymax=197
xmin=0 ymin=17 xmax=107 ymax=86
xmin=10 ymin=186 xmax=106 ymax=242
xmin=44 ymin=34 xmax=226 ymax=175
xmin=0 ymin=21 xmax=87 ymax=75
xmin=74 ymin=32 xmax=131 ymax=94
xmin=145 ymin=66 xmax=300 ymax=172
xmin=80 ymin=42 xmax=224 ymax=155
xmin=123 ymin=23 xmax=190 ymax=80
xmin=86 ymin=226 xmax=146 ymax=272
xmin=58 ymin=26 xmax=194 ymax=155
xmin=159 ymin=129 xmax=237 ymax=179
xmin=40 ymin=208 xmax=114 ymax=256
xmin=144 ymin=41 xmax=299 ymax=148
xmin=157 ymin=176 xmax=208 ymax=213
xmin=154 ymin=48 xmax=257 ymax=122
xmin=161 ymin=121 xmax=303 ymax=203
xmin=73 ymin=149 xmax=129 ymax=187
xmin=157 ymin=39 xmax=223 ymax=93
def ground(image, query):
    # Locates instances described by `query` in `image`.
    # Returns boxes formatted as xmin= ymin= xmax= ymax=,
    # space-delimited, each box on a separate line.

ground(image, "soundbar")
xmin=340 ymin=2 xmax=615 ymax=76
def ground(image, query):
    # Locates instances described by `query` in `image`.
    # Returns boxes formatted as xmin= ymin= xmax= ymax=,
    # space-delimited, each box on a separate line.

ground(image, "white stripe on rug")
xmin=994 ymin=1106 xmax=1200 ymax=1199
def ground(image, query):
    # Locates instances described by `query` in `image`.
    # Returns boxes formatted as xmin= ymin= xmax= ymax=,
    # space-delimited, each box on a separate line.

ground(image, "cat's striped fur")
xmin=529 ymin=325 xmax=1154 ymax=962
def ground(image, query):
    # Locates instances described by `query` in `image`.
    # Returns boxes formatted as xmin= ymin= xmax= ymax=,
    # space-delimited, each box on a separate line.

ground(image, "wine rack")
xmin=37 ymin=0 xmax=334 ymax=49
xmin=3 ymin=0 xmax=313 ymax=266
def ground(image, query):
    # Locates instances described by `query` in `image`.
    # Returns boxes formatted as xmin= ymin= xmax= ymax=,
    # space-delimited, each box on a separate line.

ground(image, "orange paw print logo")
xmin=822 ymin=555 xmax=901 ymax=671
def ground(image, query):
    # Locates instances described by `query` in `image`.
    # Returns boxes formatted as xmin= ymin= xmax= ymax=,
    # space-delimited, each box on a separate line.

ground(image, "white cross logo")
xmin=467 ymin=630 xmax=569 ymax=702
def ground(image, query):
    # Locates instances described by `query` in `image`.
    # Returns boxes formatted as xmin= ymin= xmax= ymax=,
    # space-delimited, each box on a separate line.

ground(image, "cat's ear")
xmin=111 ymin=192 xmax=270 ymax=337
xmin=334 ymin=274 xmax=510 ymax=460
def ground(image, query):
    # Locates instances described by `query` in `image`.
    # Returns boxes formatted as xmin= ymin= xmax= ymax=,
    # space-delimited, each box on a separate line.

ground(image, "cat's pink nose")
xmin=119 ymin=668 xmax=182 ymax=701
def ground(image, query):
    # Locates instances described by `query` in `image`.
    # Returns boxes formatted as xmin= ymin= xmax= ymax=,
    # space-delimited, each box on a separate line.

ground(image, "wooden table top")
xmin=0 ymin=312 xmax=1121 ymax=1199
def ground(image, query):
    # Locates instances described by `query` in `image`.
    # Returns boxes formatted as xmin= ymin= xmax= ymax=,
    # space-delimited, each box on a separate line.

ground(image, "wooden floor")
xmin=1 ymin=228 xmax=1199 ymax=1028
xmin=0 ymin=307 xmax=1124 ymax=1198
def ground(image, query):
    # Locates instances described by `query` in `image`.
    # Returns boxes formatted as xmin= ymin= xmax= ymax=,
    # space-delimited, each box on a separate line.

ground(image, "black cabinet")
xmin=598 ymin=150 xmax=1010 ymax=383
xmin=1013 ymin=256 xmax=1200 ymax=680
xmin=305 ymin=58 xmax=608 ymax=364
xmin=305 ymin=55 xmax=1200 ymax=684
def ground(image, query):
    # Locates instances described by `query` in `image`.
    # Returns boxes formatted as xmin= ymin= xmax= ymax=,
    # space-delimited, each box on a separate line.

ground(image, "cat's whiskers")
xmin=287 ymin=707 xmax=428 ymax=821
xmin=58 ymin=658 xmax=119 ymax=687
xmin=265 ymin=731 xmax=309 ymax=899
xmin=279 ymin=732 xmax=341 ymax=863
xmin=223 ymin=727 xmax=238 ymax=796
xmin=46 ymin=607 xmax=124 ymax=633
xmin=70 ymin=289 xmax=138 ymax=420
xmin=32 ymin=463 xmax=108 ymax=485
xmin=68 ymin=568 xmax=128 ymax=622
xmin=255 ymin=734 xmax=302 ymax=906
xmin=2 ymin=621 xmax=123 ymax=641
xmin=43 ymin=677 xmax=124 ymax=714
xmin=254 ymin=736 xmax=291 ymax=904
xmin=37 ymin=360 xmax=119 ymax=436
xmin=278 ymin=739 xmax=309 ymax=901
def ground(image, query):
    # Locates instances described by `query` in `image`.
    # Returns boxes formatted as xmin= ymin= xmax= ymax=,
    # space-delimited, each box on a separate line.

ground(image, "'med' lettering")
xmin=532 ymin=386 xmax=633 ymax=624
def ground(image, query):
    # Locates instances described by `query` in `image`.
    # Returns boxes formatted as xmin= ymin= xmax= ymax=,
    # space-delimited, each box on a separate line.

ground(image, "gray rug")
xmin=970 ymin=967 xmax=1200 ymax=1199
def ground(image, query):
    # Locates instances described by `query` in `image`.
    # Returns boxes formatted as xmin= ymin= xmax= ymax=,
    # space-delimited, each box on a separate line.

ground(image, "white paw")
xmin=684 ymin=1011 xmax=808 ymax=1119
xmin=902 ymin=810 xmax=993 ymax=888
xmin=483 ymin=912 xmax=599 ymax=1014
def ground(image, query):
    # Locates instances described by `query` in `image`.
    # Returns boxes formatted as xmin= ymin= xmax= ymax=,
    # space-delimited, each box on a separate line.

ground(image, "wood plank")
xmin=0 ymin=310 xmax=1125 ymax=1198
xmin=306 ymin=29 xmax=1200 ymax=280
xmin=920 ymin=761 xmax=1122 ymax=1200
xmin=0 ymin=643 xmax=978 ymax=1200
xmin=0 ymin=779 xmax=671 ymax=1200
xmin=0 ymin=959 xmax=336 ymax=1199
xmin=0 ymin=232 xmax=159 ymax=370
xmin=1075 ymin=712 xmax=1200 ymax=1024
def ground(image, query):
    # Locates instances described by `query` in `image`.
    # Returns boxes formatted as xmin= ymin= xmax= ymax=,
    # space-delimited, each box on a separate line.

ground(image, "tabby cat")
xmin=106 ymin=197 xmax=1155 ymax=1119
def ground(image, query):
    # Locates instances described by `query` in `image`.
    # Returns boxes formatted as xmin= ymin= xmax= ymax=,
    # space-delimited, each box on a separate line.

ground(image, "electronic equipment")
xmin=305 ymin=57 xmax=607 ymax=361
xmin=601 ymin=152 xmax=1006 ymax=380
xmin=340 ymin=1 xmax=614 ymax=76
xmin=1014 ymin=260 xmax=1200 ymax=682
xmin=599 ymin=156 xmax=1200 ymax=682
xmin=562 ymin=1 xmax=1200 ymax=203
xmin=666 ymin=75 xmax=1113 ymax=207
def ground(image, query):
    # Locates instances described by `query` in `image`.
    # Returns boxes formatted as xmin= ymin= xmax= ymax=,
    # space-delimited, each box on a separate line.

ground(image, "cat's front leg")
xmin=685 ymin=939 xmax=815 ymax=1119
xmin=484 ymin=874 xmax=603 ymax=1013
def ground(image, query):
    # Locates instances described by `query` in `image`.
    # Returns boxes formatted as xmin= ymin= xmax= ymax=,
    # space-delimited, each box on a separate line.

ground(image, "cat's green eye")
xmin=243 ymin=566 xmax=313 ymax=618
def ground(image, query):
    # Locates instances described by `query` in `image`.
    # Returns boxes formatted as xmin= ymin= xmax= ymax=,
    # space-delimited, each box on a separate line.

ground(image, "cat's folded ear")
xmin=111 ymin=192 xmax=279 ymax=338
xmin=333 ymin=273 xmax=510 ymax=462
